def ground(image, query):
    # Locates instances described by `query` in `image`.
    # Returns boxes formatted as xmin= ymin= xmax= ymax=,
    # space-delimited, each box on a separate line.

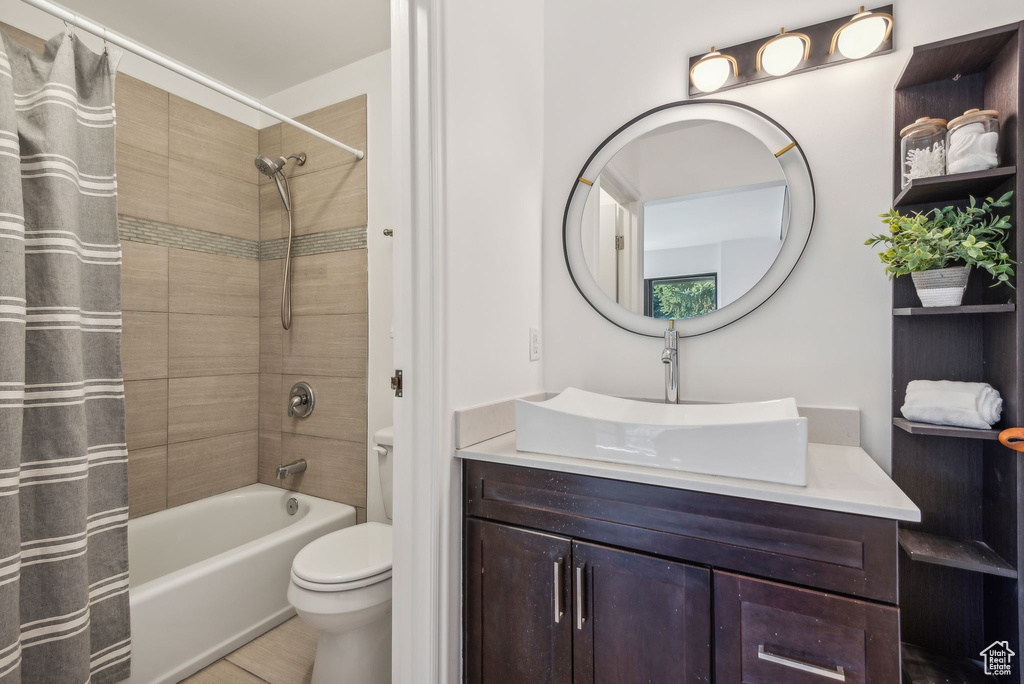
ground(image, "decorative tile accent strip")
xmin=118 ymin=215 xmax=259 ymax=260
xmin=259 ymin=225 xmax=368 ymax=261
xmin=118 ymin=216 xmax=367 ymax=261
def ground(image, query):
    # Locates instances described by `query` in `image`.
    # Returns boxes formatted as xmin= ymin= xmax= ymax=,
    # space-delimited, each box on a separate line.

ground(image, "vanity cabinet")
xmin=571 ymin=540 xmax=711 ymax=683
xmin=465 ymin=518 xmax=711 ymax=683
xmin=464 ymin=520 xmax=572 ymax=683
xmin=463 ymin=460 xmax=903 ymax=683
xmin=715 ymin=572 xmax=900 ymax=682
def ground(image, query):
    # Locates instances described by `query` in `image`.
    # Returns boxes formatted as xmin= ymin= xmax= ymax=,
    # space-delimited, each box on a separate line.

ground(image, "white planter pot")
xmin=911 ymin=266 xmax=971 ymax=307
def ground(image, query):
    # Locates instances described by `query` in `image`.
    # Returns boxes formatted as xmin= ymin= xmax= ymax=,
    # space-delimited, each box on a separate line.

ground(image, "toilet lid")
xmin=292 ymin=522 xmax=392 ymax=586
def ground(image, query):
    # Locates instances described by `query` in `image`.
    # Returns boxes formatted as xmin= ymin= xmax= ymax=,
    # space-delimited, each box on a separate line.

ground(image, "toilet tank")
xmin=373 ymin=426 xmax=394 ymax=520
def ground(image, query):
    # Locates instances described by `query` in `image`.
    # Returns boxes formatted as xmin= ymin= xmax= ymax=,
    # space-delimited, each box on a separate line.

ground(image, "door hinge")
xmin=615 ymin=235 xmax=625 ymax=251
xmin=390 ymin=370 xmax=403 ymax=398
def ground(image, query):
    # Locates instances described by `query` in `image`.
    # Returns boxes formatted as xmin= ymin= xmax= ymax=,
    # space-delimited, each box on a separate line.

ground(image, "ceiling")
xmin=55 ymin=0 xmax=390 ymax=97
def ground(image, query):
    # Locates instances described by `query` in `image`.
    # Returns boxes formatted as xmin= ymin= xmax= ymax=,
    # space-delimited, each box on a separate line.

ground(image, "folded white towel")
xmin=901 ymin=380 xmax=1002 ymax=429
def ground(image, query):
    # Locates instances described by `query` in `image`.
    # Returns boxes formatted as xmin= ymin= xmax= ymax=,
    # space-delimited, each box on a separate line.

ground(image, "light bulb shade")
xmin=830 ymin=9 xmax=893 ymax=60
xmin=689 ymin=51 xmax=738 ymax=93
xmin=756 ymin=31 xmax=811 ymax=76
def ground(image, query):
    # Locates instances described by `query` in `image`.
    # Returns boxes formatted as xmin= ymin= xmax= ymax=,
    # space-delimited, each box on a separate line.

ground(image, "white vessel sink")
xmin=515 ymin=388 xmax=808 ymax=486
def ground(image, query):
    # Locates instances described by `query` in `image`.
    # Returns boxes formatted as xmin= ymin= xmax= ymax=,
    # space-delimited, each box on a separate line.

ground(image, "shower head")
xmin=254 ymin=153 xmax=307 ymax=179
xmin=255 ymin=154 xmax=284 ymax=178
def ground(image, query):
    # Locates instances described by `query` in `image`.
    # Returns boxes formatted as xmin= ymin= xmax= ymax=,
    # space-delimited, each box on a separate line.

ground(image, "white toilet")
xmin=288 ymin=426 xmax=395 ymax=684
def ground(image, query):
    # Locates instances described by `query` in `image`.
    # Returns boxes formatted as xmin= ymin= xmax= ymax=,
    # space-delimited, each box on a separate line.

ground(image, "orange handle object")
xmin=999 ymin=428 xmax=1024 ymax=452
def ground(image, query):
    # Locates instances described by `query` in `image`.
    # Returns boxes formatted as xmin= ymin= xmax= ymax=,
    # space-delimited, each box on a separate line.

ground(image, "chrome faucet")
xmin=662 ymin=320 xmax=679 ymax=404
xmin=276 ymin=459 xmax=307 ymax=480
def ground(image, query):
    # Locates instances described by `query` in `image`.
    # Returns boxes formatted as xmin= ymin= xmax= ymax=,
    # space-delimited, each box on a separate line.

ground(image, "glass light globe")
xmin=761 ymin=35 xmax=807 ymax=76
xmin=691 ymin=54 xmax=732 ymax=93
xmin=837 ymin=14 xmax=888 ymax=59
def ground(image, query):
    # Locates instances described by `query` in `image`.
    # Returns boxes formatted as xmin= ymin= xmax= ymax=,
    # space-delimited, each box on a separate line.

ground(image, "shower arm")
xmin=19 ymin=0 xmax=365 ymax=160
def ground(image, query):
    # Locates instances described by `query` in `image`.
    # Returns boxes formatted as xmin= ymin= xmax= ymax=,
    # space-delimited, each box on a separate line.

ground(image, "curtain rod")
xmin=18 ymin=0 xmax=366 ymax=160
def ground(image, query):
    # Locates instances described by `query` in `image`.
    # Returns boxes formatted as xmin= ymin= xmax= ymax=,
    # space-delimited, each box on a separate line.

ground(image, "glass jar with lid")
xmin=947 ymin=109 xmax=1000 ymax=174
xmin=900 ymin=117 xmax=947 ymax=187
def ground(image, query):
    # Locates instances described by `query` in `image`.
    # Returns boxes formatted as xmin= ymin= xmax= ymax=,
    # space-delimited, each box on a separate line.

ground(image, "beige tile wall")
xmin=116 ymin=75 xmax=261 ymax=518
xmin=257 ymin=97 xmax=369 ymax=518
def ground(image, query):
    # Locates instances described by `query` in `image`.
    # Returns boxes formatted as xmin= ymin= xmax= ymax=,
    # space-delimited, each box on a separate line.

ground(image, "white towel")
xmin=901 ymin=380 xmax=1002 ymax=429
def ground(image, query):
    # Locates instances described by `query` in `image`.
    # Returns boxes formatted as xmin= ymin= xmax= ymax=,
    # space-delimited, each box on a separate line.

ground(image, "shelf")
xmin=895 ymin=24 xmax=1018 ymax=89
xmin=893 ymin=417 xmax=1001 ymax=440
xmin=902 ymin=643 xmax=994 ymax=683
xmin=893 ymin=303 xmax=1016 ymax=316
xmin=899 ymin=529 xmax=1017 ymax=578
xmin=893 ymin=166 xmax=1016 ymax=207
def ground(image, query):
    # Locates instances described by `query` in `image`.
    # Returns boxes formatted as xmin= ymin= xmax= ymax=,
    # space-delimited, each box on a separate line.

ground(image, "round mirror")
xmin=563 ymin=101 xmax=814 ymax=337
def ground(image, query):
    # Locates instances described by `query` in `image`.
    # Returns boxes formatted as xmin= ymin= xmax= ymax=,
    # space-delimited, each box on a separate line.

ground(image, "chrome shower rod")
xmin=19 ymin=0 xmax=366 ymax=160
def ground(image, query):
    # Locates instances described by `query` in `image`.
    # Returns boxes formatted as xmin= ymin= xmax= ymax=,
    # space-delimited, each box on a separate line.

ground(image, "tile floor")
xmin=182 ymin=617 xmax=319 ymax=684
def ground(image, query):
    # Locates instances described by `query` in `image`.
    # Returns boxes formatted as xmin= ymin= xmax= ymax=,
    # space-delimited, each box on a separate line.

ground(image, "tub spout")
xmin=276 ymin=459 xmax=307 ymax=480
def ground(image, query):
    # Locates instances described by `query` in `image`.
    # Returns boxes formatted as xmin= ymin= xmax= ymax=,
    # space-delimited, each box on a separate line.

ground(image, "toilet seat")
xmin=291 ymin=522 xmax=392 ymax=593
xmin=291 ymin=567 xmax=392 ymax=592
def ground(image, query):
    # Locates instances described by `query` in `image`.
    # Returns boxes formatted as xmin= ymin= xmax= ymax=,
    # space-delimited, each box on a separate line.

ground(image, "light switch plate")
xmin=529 ymin=328 xmax=540 ymax=361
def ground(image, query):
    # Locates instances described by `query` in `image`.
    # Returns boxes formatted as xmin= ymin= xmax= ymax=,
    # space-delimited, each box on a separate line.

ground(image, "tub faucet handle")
xmin=288 ymin=381 xmax=315 ymax=418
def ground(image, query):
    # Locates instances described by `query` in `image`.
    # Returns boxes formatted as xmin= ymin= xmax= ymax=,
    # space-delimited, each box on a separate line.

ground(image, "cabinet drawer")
xmin=714 ymin=572 xmax=900 ymax=683
xmin=465 ymin=461 xmax=898 ymax=602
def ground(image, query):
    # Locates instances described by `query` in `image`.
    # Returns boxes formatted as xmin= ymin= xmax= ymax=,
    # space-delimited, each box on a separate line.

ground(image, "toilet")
xmin=287 ymin=426 xmax=395 ymax=684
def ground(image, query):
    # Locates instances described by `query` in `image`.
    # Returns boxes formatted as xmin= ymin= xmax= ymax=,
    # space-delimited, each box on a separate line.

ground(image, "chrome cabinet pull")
xmin=575 ymin=565 xmax=585 ymax=630
xmin=553 ymin=559 xmax=564 ymax=624
xmin=757 ymin=645 xmax=846 ymax=681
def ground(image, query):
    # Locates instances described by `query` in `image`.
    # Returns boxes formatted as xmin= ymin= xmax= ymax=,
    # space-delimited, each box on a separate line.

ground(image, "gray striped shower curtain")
xmin=0 ymin=30 xmax=131 ymax=684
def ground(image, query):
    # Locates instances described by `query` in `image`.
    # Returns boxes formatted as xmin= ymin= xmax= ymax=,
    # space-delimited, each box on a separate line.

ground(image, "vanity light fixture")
xmin=757 ymin=28 xmax=811 ymax=77
xmin=687 ymin=5 xmax=893 ymax=97
xmin=689 ymin=47 xmax=738 ymax=94
xmin=830 ymin=6 xmax=894 ymax=60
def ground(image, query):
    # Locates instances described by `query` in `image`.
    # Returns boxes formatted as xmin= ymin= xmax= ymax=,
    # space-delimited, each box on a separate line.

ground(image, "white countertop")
xmin=456 ymin=432 xmax=921 ymax=522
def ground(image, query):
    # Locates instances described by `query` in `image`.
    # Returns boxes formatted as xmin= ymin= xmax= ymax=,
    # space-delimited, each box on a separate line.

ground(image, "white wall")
xmin=542 ymin=0 xmax=1024 ymax=471
xmin=439 ymin=0 xmax=546 ymax=678
xmin=645 ymin=243 xmax=720 ymax=280
xmin=444 ymin=1 xmax=545 ymax=409
xmin=1 ymin=3 xmax=259 ymax=125
xmin=719 ymin=237 xmax=783 ymax=307
xmin=260 ymin=50 xmax=394 ymax=523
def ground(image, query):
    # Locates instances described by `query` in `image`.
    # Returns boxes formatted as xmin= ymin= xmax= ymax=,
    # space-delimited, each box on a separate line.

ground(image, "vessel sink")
xmin=514 ymin=388 xmax=809 ymax=486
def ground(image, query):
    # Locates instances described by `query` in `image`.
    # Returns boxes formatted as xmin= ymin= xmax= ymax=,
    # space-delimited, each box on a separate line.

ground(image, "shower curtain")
xmin=0 ymin=31 xmax=131 ymax=684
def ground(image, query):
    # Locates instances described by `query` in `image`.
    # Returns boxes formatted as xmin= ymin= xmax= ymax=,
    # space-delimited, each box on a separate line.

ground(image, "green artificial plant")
xmin=865 ymin=191 xmax=1016 ymax=288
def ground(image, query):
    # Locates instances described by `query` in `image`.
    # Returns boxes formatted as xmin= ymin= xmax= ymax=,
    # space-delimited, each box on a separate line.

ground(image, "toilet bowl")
xmin=288 ymin=522 xmax=393 ymax=684
xmin=287 ymin=427 xmax=395 ymax=684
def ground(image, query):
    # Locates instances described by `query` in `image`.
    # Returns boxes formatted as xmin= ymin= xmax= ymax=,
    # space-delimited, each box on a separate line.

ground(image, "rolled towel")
xmin=901 ymin=380 xmax=1002 ymax=429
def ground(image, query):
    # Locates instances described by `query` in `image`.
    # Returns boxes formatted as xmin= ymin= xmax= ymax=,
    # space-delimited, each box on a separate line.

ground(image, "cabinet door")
xmin=714 ymin=571 xmax=900 ymax=683
xmin=465 ymin=519 xmax=573 ymax=684
xmin=572 ymin=541 xmax=711 ymax=684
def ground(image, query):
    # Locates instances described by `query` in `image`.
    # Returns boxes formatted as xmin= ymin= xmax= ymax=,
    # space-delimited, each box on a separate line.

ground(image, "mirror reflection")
xmin=581 ymin=120 xmax=790 ymax=320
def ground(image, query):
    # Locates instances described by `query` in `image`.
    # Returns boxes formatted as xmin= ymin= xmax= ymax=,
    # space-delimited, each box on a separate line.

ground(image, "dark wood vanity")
xmin=462 ymin=460 xmax=902 ymax=683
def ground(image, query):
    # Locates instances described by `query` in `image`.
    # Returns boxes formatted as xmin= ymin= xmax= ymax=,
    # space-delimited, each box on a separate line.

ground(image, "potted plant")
xmin=865 ymin=191 xmax=1015 ymax=306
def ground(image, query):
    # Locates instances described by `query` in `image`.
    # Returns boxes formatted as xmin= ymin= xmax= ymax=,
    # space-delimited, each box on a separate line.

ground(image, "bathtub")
xmin=126 ymin=484 xmax=356 ymax=684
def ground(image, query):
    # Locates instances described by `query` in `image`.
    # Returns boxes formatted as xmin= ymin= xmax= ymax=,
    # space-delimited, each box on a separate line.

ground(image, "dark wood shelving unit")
xmin=891 ymin=22 xmax=1024 ymax=683
xmin=899 ymin=529 xmax=1017 ymax=577
xmin=893 ymin=303 xmax=1015 ymax=316
xmin=902 ymin=643 xmax=994 ymax=683
xmin=893 ymin=417 xmax=1001 ymax=440
xmin=894 ymin=166 xmax=1017 ymax=207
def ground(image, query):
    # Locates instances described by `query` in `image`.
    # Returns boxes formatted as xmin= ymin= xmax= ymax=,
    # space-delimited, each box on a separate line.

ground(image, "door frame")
xmin=391 ymin=0 xmax=456 ymax=682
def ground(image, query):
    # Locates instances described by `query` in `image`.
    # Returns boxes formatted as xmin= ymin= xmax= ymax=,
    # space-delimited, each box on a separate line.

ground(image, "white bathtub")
xmin=126 ymin=484 xmax=356 ymax=684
